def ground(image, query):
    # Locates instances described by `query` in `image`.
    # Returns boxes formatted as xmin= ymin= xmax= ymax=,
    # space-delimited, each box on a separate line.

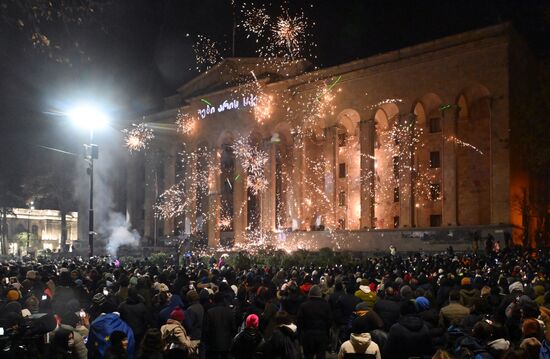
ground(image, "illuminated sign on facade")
xmin=197 ymin=94 xmax=258 ymax=119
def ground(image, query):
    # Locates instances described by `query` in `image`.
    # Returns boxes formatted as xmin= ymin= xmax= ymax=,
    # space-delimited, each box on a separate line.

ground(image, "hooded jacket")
xmin=262 ymin=324 xmax=300 ymax=359
xmin=384 ymin=315 xmax=434 ymax=359
xmin=355 ymin=285 xmax=377 ymax=309
xmin=231 ymin=327 xmax=263 ymax=359
xmin=459 ymin=288 xmax=481 ymax=309
xmin=338 ymin=332 xmax=381 ymax=359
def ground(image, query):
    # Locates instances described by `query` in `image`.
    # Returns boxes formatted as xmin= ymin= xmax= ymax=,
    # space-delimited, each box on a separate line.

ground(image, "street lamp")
xmin=27 ymin=201 xmax=34 ymax=254
xmin=69 ymin=105 xmax=107 ymax=258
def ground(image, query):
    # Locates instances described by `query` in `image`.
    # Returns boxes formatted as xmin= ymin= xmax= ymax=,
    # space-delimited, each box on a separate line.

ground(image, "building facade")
xmin=123 ymin=24 xmax=541 ymax=252
xmin=5 ymin=209 xmax=78 ymax=254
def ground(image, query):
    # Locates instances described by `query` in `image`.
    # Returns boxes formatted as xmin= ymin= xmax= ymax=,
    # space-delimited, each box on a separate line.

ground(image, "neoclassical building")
xmin=121 ymin=23 xmax=541 ymax=252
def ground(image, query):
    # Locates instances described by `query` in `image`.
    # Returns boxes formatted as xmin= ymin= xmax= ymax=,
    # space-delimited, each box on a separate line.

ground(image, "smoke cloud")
xmin=102 ymin=212 xmax=140 ymax=256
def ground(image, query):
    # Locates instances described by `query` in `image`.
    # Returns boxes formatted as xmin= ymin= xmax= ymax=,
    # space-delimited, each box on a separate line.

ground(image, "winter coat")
xmin=459 ymin=288 xmax=481 ymax=309
xmin=454 ymin=335 xmax=494 ymax=359
xmin=297 ymin=297 xmax=332 ymax=334
xmin=439 ymin=301 xmax=470 ymax=328
xmin=335 ymin=293 xmax=361 ymax=326
xmin=354 ymin=286 xmax=377 ymax=309
xmin=261 ymin=324 xmax=301 ymax=359
xmin=373 ymin=297 xmax=401 ymax=332
xmin=58 ymin=324 xmax=87 ymax=359
xmin=204 ymin=303 xmax=237 ymax=352
xmin=184 ymin=302 xmax=204 ymax=340
xmin=231 ymin=327 xmax=263 ymax=359
xmin=350 ymin=310 xmax=384 ymax=333
xmin=486 ymin=338 xmax=510 ymax=358
xmin=338 ymin=332 xmax=381 ymax=359
xmin=160 ymin=318 xmax=194 ymax=351
xmin=118 ymin=296 xmax=150 ymax=341
xmin=383 ymin=315 xmax=434 ymax=359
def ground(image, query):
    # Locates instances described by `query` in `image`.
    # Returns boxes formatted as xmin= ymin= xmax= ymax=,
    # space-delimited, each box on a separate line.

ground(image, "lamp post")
xmin=69 ymin=106 xmax=107 ymax=258
xmin=27 ymin=201 xmax=34 ymax=254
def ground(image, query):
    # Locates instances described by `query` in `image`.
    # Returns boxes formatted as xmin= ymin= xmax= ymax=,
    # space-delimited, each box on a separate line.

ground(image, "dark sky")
xmin=0 ymin=0 xmax=548 ymax=206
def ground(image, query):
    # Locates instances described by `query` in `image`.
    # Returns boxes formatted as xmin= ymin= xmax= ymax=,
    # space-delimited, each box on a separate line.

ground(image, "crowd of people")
xmin=0 ymin=247 xmax=549 ymax=359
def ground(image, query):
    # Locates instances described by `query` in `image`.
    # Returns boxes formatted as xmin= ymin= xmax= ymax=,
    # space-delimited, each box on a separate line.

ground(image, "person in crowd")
xmin=137 ymin=328 xmax=164 ymax=359
xmin=161 ymin=307 xmax=196 ymax=355
xmin=459 ymin=277 xmax=481 ymax=309
xmin=298 ymin=284 xmax=332 ymax=359
xmin=104 ymin=330 xmax=129 ymax=359
xmin=119 ymin=287 xmax=151 ymax=344
xmin=231 ymin=313 xmax=263 ymax=359
xmin=384 ymin=300 xmax=434 ymax=359
xmin=204 ymin=291 xmax=236 ymax=359
xmin=439 ymin=289 xmax=471 ymax=328
xmin=51 ymin=327 xmax=77 ymax=359
xmin=337 ymin=319 xmax=382 ymax=359
xmin=373 ymin=286 xmax=402 ymax=332
xmin=262 ymin=310 xmax=301 ymax=359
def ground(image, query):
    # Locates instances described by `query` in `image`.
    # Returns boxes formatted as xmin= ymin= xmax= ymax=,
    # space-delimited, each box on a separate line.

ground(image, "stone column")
xmin=291 ymin=138 xmax=306 ymax=230
xmin=184 ymin=150 xmax=198 ymax=235
xmin=359 ymin=119 xmax=375 ymax=229
xmin=399 ymin=114 xmax=415 ymax=228
xmin=261 ymin=141 xmax=276 ymax=232
xmin=442 ymin=108 xmax=458 ymax=226
xmin=233 ymin=158 xmax=248 ymax=245
xmin=163 ymin=149 xmax=176 ymax=235
xmin=143 ymin=150 xmax=157 ymax=242
xmin=323 ymin=126 xmax=338 ymax=229
xmin=207 ymin=148 xmax=221 ymax=248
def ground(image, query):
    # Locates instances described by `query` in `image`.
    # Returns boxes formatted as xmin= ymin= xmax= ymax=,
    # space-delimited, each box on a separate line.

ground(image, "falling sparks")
xmin=176 ymin=110 xmax=197 ymax=135
xmin=122 ymin=123 xmax=154 ymax=152
xmin=232 ymin=136 xmax=269 ymax=194
xmin=240 ymin=4 xmax=270 ymax=37
xmin=155 ymin=182 xmax=188 ymax=219
xmin=193 ymin=34 xmax=221 ymax=70
xmin=445 ymin=135 xmax=484 ymax=155
xmin=254 ymin=93 xmax=274 ymax=124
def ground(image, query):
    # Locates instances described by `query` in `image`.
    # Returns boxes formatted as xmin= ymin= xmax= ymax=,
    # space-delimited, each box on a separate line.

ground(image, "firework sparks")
xmin=444 ymin=135 xmax=484 ymax=155
xmin=240 ymin=4 xmax=270 ymax=38
xmin=273 ymin=14 xmax=306 ymax=58
xmin=254 ymin=93 xmax=274 ymax=124
xmin=122 ymin=123 xmax=155 ymax=152
xmin=176 ymin=110 xmax=197 ymax=135
xmin=232 ymin=136 xmax=269 ymax=194
xmin=193 ymin=34 xmax=221 ymax=69
xmin=155 ymin=182 xmax=188 ymax=219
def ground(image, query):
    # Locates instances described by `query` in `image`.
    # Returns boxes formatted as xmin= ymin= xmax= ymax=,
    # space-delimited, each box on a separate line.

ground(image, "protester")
xmin=231 ymin=314 xmax=263 ymax=359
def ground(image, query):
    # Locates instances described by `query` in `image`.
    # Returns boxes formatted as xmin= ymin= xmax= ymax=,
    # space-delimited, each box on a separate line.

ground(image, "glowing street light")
xmin=69 ymin=105 xmax=108 ymax=258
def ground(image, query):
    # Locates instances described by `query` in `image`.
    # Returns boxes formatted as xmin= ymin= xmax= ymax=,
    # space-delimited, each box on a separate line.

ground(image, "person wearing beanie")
xmin=297 ymin=284 xmax=332 ymax=359
xmin=231 ymin=314 xmax=263 ymax=359
xmin=6 ymin=288 xmax=20 ymax=302
xmin=185 ymin=290 xmax=204 ymax=342
xmin=509 ymin=281 xmax=524 ymax=294
xmin=415 ymin=296 xmax=431 ymax=312
xmin=160 ymin=306 xmax=195 ymax=353
xmin=350 ymin=301 xmax=384 ymax=335
xmin=373 ymin=286 xmax=402 ymax=332
xmin=459 ymin=276 xmax=481 ymax=309
xmin=384 ymin=300 xmax=433 ymax=359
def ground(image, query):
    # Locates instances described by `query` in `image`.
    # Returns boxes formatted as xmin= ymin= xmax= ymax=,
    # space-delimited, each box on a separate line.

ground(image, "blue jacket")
xmin=87 ymin=313 xmax=135 ymax=359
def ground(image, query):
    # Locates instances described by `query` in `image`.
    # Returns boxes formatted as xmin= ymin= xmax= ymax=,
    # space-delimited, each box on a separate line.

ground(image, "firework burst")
xmin=193 ymin=34 xmax=221 ymax=70
xmin=273 ymin=14 xmax=306 ymax=58
xmin=122 ymin=123 xmax=155 ymax=152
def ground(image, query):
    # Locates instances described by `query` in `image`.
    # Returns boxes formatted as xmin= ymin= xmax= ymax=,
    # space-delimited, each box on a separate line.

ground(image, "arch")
xmin=411 ymin=93 xmax=443 ymax=123
xmin=456 ymin=84 xmax=491 ymax=106
xmin=374 ymin=103 xmax=399 ymax=131
xmin=457 ymin=94 xmax=469 ymax=119
xmin=335 ymin=109 xmax=360 ymax=135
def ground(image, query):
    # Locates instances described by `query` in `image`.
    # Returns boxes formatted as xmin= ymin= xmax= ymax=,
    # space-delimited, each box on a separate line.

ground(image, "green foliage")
xmin=149 ymin=252 xmax=169 ymax=266
xmin=15 ymin=231 xmax=39 ymax=249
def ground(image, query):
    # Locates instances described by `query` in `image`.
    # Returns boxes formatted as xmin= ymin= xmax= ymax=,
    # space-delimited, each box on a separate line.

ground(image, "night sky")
xmin=0 ymin=0 xmax=548 ymax=207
